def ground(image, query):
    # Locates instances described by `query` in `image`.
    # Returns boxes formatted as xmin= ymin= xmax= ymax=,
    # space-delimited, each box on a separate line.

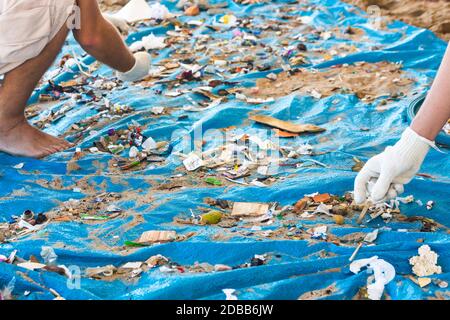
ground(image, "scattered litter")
xmin=1 ymin=0 xmax=447 ymax=301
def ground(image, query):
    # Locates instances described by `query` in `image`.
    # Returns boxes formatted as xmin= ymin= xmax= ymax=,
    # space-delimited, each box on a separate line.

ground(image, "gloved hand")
xmin=117 ymin=51 xmax=151 ymax=82
xmin=354 ymin=127 xmax=435 ymax=204
xmin=103 ymin=13 xmax=130 ymax=34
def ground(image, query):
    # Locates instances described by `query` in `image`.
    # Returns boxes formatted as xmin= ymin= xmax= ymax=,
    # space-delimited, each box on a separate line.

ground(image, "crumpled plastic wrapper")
xmin=409 ymin=245 xmax=442 ymax=277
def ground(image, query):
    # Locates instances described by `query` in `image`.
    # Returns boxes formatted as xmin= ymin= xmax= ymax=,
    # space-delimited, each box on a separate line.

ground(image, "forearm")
xmin=411 ymin=43 xmax=450 ymax=140
xmin=91 ymin=18 xmax=135 ymax=72
xmin=75 ymin=0 xmax=134 ymax=72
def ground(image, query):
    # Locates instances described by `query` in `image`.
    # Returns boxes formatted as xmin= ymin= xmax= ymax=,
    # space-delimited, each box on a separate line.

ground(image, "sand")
xmin=242 ymin=61 xmax=415 ymax=103
xmin=344 ymin=0 xmax=450 ymax=41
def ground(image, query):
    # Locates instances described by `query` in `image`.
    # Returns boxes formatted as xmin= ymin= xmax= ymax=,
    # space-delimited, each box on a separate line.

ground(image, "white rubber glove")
xmin=103 ymin=13 xmax=130 ymax=34
xmin=354 ymin=127 xmax=435 ymax=204
xmin=117 ymin=52 xmax=151 ymax=82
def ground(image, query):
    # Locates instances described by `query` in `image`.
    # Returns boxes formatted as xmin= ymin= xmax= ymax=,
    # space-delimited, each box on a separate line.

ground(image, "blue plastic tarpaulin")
xmin=0 ymin=0 xmax=449 ymax=300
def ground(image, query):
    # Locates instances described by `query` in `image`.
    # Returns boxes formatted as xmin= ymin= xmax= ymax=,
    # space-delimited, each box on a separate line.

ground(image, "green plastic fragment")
xmin=124 ymin=241 xmax=147 ymax=247
xmin=205 ymin=177 xmax=222 ymax=186
xmin=80 ymin=214 xmax=109 ymax=220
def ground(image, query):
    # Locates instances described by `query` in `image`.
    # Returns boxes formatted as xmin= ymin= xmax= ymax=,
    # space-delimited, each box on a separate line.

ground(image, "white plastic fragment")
xmin=426 ymin=201 xmax=434 ymax=210
xmin=219 ymin=14 xmax=238 ymax=26
xmin=106 ymin=205 xmax=122 ymax=213
xmin=250 ymin=180 xmax=267 ymax=187
xmin=115 ymin=0 xmax=171 ymax=23
xmin=17 ymin=262 xmax=46 ymax=271
xmin=183 ymin=153 xmax=204 ymax=171
xmin=129 ymin=33 xmax=166 ymax=52
xmin=151 ymin=107 xmax=165 ymax=115
xmin=350 ymin=256 xmax=396 ymax=300
xmin=223 ymin=288 xmax=238 ymax=300
xmin=310 ymin=89 xmax=322 ymax=99
xmin=40 ymin=247 xmax=58 ymax=266
xmin=304 ymin=192 xmax=319 ymax=198
xmin=120 ymin=262 xmax=143 ymax=270
xmin=159 ymin=265 xmax=176 ymax=273
xmin=0 ymin=277 xmax=15 ymax=300
xmin=13 ymin=163 xmax=24 ymax=170
xmin=397 ymin=195 xmax=414 ymax=204
xmin=409 ymin=245 xmax=442 ymax=277
xmin=142 ymin=137 xmax=157 ymax=151
xmin=129 ymin=146 xmax=139 ymax=158
xmin=314 ymin=203 xmax=332 ymax=216
xmin=17 ymin=219 xmax=37 ymax=231
xmin=364 ymin=229 xmax=379 ymax=243
xmin=297 ymin=144 xmax=313 ymax=155
xmin=312 ymin=225 xmax=327 ymax=238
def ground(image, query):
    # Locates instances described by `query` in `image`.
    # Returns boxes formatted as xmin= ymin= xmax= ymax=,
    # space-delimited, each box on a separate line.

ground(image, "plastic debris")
xmin=183 ymin=153 xmax=204 ymax=171
xmin=129 ymin=33 xmax=166 ymax=52
xmin=86 ymin=265 xmax=117 ymax=278
xmin=0 ymin=278 xmax=15 ymax=300
xmin=223 ymin=288 xmax=238 ymax=300
xmin=137 ymin=230 xmax=177 ymax=245
xmin=350 ymin=256 xmax=395 ymax=300
xmin=312 ymin=225 xmax=327 ymax=239
xmin=40 ymin=247 xmax=58 ymax=266
xmin=409 ymin=245 xmax=442 ymax=277
xmin=200 ymin=211 xmax=223 ymax=225
xmin=17 ymin=261 xmax=46 ymax=271
xmin=115 ymin=0 xmax=171 ymax=22
xmin=13 ymin=163 xmax=24 ymax=170
xmin=2 ymin=0 xmax=448 ymax=302
xmin=249 ymin=114 xmax=325 ymax=134
xmin=231 ymin=202 xmax=269 ymax=217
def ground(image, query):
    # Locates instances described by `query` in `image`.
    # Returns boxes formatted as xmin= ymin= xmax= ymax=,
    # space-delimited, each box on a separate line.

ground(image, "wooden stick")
xmin=356 ymin=201 xmax=371 ymax=225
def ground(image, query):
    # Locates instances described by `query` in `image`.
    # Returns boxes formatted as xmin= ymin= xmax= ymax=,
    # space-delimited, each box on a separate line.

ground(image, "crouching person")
xmin=0 ymin=0 xmax=150 ymax=158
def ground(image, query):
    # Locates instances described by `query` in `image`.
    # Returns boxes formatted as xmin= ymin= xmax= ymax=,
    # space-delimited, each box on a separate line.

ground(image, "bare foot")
xmin=0 ymin=118 xmax=73 ymax=158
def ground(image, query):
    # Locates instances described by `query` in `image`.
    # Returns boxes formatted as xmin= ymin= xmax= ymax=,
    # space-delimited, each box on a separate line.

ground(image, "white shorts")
xmin=0 ymin=0 xmax=75 ymax=75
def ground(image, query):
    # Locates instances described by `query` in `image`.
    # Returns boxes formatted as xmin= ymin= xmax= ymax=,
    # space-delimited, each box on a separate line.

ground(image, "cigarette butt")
xmin=349 ymin=242 xmax=363 ymax=262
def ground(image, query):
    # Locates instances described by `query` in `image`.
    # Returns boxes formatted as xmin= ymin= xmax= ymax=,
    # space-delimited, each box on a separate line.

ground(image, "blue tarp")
xmin=0 ymin=0 xmax=449 ymax=300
